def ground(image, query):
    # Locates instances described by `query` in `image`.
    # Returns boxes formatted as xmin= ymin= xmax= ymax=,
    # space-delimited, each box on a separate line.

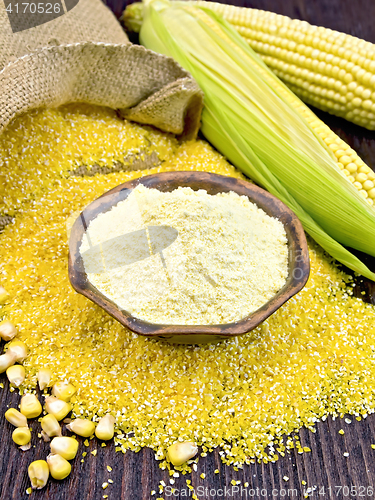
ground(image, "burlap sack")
xmin=0 ymin=0 xmax=203 ymax=139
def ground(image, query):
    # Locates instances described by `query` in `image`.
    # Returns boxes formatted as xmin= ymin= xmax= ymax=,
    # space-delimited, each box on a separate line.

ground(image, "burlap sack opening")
xmin=0 ymin=0 xmax=204 ymax=139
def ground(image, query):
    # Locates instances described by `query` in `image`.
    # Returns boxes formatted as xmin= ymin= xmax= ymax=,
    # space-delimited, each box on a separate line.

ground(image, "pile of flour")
xmin=80 ymin=184 xmax=288 ymax=325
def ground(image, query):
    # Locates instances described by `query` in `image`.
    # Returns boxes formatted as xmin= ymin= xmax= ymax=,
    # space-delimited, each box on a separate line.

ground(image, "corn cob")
xmin=7 ymin=340 xmax=28 ymax=362
xmin=194 ymin=2 xmax=375 ymax=130
xmin=137 ymin=0 xmax=375 ymax=280
xmin=124 ymin=1 xmax=375 ymax=130
xmin=124 ymin=3 xmax=375 ymax=204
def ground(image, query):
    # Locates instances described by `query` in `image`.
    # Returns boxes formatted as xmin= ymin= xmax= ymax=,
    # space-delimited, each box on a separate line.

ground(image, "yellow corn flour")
xmin=80 ymin=184 xmax=288 ymax=325
xmin=0 ymin=104 xmax=375 ymax=469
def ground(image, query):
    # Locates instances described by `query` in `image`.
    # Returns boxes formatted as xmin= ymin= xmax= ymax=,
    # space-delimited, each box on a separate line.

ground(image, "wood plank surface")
xmin=1 ymin=0 xmax=375 ymax=499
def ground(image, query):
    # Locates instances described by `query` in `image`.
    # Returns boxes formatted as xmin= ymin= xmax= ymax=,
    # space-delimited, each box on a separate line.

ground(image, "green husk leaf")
xmin=140 ymin=0 xmax=375 ymax=281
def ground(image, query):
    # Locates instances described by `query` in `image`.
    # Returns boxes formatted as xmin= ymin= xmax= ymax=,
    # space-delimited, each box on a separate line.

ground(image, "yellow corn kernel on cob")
xmin=123 ymin=1 xmax=375 ymax=206
xmin=195 ymin=1 xmax=375 ymax=130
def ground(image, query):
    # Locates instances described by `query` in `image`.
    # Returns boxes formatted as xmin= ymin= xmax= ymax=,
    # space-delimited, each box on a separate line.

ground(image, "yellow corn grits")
xmin=1 ymin=104 xmax=375 ymax=469
xmin=0 ymin=104 xmax=180 ymax=217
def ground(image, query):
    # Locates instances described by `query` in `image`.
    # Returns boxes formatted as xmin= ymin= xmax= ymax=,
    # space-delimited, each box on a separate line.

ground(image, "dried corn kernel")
xmin=6 ymin=364 xmax=25 ymax=386
xmin=12 ymin=426 xmax=31 ymax=446
xmin=37 ymin=368 xmax=52 ymax=391
xmin=20 ymin=394 xmax=42 ymax=419
xmin=0 ymin=351 xmax=16 ymax=373
xmin=41 ymin=414 xmax=62 ymax=438
xmin=50 ymin=436 xmax=79 ymax=460
xmin=7 ymin=340 xmax=28 ymax=362
xmin=167 ymin=442 xmax=198 ymax=466
xmin=95 ymin=415 xmax=115 ymax=441
xmin=44 ymin=397 xmax=71 ymax=421
xmin=5 ymin=408 xmax=27 ymax=427
xmin=67 ymin=418 xmax=95 ymax=437
xmin=0 ymin=320 xmax=17 ymax=341
xmin=0 ymin=287 xmax=9 ymax=305
xmin=47 ymin=454 xmax=71 ymax=480
xmin=52 ymin=382 xmax=76 ymax=402
xmin=28 ymin=460 xmax=49 ymax=489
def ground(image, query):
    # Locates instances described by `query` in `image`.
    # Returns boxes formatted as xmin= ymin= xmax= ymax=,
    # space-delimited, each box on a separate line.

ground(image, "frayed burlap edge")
xmin=0 ymin=42 xmax=203 ymax=139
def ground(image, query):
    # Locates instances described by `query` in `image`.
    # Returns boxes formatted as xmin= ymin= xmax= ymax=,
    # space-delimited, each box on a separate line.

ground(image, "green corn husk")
xmin=138 ymin=0 xmax=375 ymax=280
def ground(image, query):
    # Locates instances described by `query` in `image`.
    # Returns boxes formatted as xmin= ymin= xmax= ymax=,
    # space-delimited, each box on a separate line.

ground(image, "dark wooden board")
xmin=1 ymin=0 xmax=375 ymax=499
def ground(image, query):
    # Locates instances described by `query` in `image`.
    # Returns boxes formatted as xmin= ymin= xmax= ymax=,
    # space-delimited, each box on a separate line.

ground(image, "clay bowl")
xmin=68 ymin=171 xmax=310 ymax=344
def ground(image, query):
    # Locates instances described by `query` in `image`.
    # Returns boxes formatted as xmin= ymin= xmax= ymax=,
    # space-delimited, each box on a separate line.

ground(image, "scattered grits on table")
xmin=1 ymin=104 xmax=375 ymax=470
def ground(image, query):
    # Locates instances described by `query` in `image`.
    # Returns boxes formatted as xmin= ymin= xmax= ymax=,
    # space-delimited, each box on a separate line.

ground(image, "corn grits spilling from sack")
xmin=80 ymin=184 xmax=288 ymax=325
xmin=1 ymin=104 xmax=375 ymax=475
